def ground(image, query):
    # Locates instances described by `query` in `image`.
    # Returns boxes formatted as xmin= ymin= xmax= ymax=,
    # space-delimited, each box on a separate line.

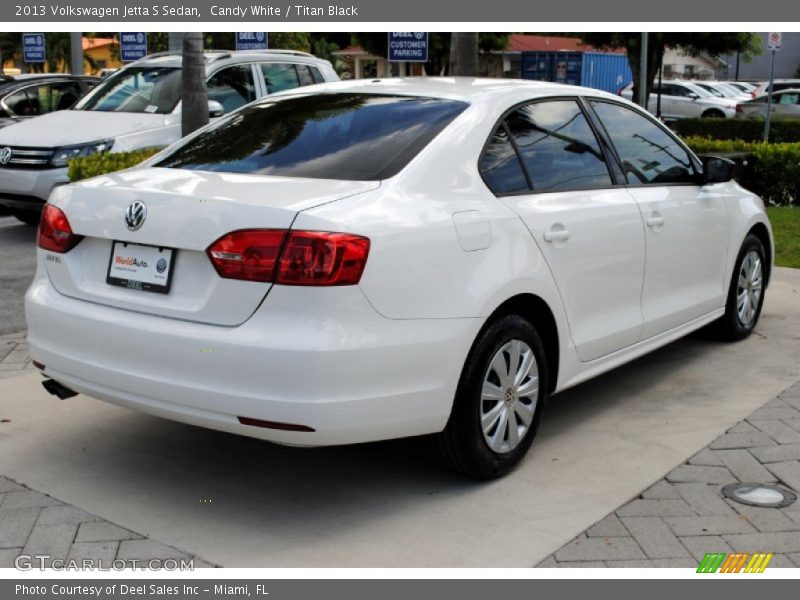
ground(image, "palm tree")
xmin=449 ymin=33 xmax=479 ymax=76
xmin=181 ymin=32 xmax=208 ymax=136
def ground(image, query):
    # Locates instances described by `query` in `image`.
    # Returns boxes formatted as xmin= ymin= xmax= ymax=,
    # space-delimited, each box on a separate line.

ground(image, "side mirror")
xmin=688 ymin=92 xmax=699 ymax=100
xmin=703 ymin=156 xmax=735 ymax=184
xmin=208 ymin=100 xmax=225 ymax=118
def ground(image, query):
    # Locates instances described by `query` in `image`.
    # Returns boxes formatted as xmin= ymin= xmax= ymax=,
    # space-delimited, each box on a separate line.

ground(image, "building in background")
xmin=82 ymin=37 xmax=121 ymax=74
xmin=720 ymin=32 xmax=800 ymax=81
xmin=660 ymin=47 xmax=722 ymax=80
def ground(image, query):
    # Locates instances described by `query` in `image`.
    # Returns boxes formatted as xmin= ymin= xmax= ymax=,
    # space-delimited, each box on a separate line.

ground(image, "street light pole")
xmin=638 ymin=32 xmax=649 ymax=109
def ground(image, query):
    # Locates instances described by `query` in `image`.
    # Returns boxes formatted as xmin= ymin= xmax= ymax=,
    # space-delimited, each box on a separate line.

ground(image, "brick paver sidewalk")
xmin=537 ymin=381 xmax=800 ymax=568
xmin=1 ymin=332 xmax=215 ymax=569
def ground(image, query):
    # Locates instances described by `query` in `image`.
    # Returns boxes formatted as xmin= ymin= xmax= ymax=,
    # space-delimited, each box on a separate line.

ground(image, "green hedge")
xmin=682 ymin=136 xmax=800 ymax=206
xmin=67 ymin=148 xmax=163 ymax=182
xmin=673 ymin=118 xmax=800 ymax=143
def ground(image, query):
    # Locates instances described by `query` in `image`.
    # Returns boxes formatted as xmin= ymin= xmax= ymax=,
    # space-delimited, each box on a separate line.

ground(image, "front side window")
xmin=3 ymin=89 xmax=37 ymax=116
xmin=504 ymin=100 xmax=612 ymax=192
xmin=207 ymin=65 xmax=256 ymax=113
xmin=38 ymin=82 xmax=82 ymax=113
xmin=591 ymin=100 xmax=698 ymax=185
xmin=156 ymin=94 xmax=468 ymax=181
xmin=76 ymin=67 xmax=181 ymax=114
xmin=778 ymin=93 xmax=799 ymax=105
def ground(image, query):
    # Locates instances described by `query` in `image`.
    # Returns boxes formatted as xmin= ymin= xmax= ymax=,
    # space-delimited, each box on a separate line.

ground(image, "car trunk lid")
xmin=44 ymin=167 xmax=379 ymax=326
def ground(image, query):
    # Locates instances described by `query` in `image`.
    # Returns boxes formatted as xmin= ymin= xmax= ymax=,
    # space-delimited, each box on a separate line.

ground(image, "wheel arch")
xmin=747 ymin=221 xmax=773 ymax=287
xmin=484 ymin=293 xmax=560 ymax=395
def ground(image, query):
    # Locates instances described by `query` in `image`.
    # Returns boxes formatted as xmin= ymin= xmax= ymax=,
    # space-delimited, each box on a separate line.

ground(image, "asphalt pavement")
xmin=0 ymin=216 xmax=36 ymax=335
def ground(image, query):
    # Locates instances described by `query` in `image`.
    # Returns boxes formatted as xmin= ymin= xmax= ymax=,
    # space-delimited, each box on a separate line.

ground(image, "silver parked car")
xmin=736 ymin=89 xmax=800 ymax=119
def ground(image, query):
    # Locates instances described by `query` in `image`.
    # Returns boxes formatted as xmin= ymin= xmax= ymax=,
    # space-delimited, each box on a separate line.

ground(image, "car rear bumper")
xmin=0 ymin=166 xmax=68 ymax=209
xmin=25 ymin=270 xmax=479 ymax=446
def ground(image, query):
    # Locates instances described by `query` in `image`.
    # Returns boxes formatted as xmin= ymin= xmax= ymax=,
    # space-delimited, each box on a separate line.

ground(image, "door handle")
xmin=543 ymin=229 xmax=570 ymax=243
xmin=646 ymin=214 xmax=665 ymax=228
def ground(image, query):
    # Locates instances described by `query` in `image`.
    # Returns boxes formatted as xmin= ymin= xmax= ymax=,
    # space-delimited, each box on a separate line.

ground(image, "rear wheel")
xmin=12 ymin=209 xmax=41 ymax=226
xmin=702 ymin=109 xmax=725 ymax=118
xmin=717 ymin=234 xmax=767 ymax=340
xmin=434 ymin=314 xmax=547 ymax=479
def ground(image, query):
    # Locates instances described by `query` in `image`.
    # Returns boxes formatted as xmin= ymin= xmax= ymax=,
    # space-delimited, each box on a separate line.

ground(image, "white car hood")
xmin=0 ymin=110 xmax=168 ymax=147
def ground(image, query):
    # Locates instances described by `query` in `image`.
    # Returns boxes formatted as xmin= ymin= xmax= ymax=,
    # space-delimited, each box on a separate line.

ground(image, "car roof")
xmin=132 ymin=49 xmax=331 ymax=69
xmin=267 ymin=77 xmax=622 ymax=106
xmin=0 ymin=74 xmax=98 ymax=92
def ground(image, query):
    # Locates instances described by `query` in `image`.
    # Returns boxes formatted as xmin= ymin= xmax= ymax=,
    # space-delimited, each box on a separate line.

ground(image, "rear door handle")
xmin=543 ymin=229 xmax=570 ymax=242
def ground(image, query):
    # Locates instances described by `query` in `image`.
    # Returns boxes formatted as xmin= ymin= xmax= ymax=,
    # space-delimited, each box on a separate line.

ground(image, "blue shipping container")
xmin=521 ymin=51 xmax=632 ymax=94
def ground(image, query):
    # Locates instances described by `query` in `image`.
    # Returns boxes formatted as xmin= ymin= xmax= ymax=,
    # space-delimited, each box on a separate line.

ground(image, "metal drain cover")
xmin=721 ymin=483 xmax=797 ymax=508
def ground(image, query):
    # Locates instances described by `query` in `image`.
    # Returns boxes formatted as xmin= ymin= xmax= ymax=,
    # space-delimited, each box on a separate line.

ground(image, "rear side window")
xmin=479 ymin=125 xmax=529 ymax=194
xmin=296 ymin=65 xmax=315 ymax=86
xmin=156 ymin=94 xmax=468 ymax=181
xmin=590 ymin=101 xmax=698 ymax=185
xmin=261 ymin=63 xmax=301 ymax=94
xmin=505 ymin=100 xmax=612 ymax=192
xmin=308 ymin=66 xmax=325 ymax=83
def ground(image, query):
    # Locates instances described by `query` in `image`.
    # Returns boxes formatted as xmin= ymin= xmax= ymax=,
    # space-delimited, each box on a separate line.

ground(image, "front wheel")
xmin=717 ymin=234 xmax=767 ymax=340
xmin=434 ymin=314 xmax=547 ymax=479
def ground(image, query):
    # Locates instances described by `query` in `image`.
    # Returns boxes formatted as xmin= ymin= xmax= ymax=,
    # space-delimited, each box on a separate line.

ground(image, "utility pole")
xmin=70 ymin=32 xmax=83 ymax=74
xmin=638 ymin=32 xmax=649 ymax=109
xmin=764 ymin=32 xmax=781 ymax=142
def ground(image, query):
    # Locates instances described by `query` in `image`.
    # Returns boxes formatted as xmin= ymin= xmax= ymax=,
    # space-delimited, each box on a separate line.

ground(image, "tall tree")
xmin=579 ymin=33 xmax=761 ymax=107
xmin=181 ymin=32 xmax=208 ymax=137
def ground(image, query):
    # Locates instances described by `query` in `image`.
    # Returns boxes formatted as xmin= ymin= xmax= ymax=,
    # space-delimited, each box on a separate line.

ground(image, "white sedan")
xmin=26 ymin=78 xmax=773 ymax=479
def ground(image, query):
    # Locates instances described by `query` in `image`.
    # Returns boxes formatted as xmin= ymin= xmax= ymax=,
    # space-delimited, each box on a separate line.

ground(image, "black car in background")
xmin=0 ymin=75 xmax=100 ymax=129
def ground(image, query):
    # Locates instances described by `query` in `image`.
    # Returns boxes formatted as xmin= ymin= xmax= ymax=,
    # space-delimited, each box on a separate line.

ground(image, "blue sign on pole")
xmin=388 ymin=32 xmax=429 ymax=63
xmin=22 ymin=33 xmax=45 ymax=64
xmin=236 ymin=33 xmax=268 ymax=51
xmin=120 ymin=32 xmax=148 ymax=62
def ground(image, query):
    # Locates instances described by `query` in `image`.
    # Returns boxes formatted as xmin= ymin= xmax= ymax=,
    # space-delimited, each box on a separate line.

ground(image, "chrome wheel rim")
xmin=481 ymin=340 xmax=539 ymax=454
xmin=737 ymin=250 xmax=763 ymax=327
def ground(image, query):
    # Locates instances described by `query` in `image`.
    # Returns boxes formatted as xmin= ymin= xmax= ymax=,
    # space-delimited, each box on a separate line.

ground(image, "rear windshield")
xmin=156 ymin=93 xmax=469 ymax=180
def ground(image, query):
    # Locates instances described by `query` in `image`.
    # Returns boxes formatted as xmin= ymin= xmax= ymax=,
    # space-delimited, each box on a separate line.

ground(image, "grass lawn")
xmin=766 ymin=206 xmax=800 ymax=269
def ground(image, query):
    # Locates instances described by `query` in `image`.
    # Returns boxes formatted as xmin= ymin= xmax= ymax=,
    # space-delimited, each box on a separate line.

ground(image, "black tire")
xmin=12 ymin=209 xmax=41 ymax=226
xmin=716 ymin=234 xmax=767 ymax=341
xmin=702 ymin=109 xmax=725 ymax=119
xmin=434 ymin=314 xmax=547 ymax=479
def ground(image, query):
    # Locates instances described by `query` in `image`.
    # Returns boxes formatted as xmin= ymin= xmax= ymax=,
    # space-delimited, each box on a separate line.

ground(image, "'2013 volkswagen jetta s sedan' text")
xmin=26 ymin=78 xmax=773 ymax=479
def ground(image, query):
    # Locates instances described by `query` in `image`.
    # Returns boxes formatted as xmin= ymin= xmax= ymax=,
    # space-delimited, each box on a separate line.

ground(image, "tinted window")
xmin=296 ymin=65 xmax=315 ymax=86
xmin=261 ymin=63 xmax=301 ymax=94
xmin=479 ymin=125 xmax=529 ymax=195
xmin=778 ymin=93 xmax=799 ymax=105
xmin=77 ymin=67 xmax=181 ymax=114
xmin=591 ymin=101 xmax=697 ymax=185
xmin=308 ymin=66 xmax=325 ymax=84
xmin=157 ymin=94 xmax=468 ymax=181
xmin=207 ymin=65 xmax=256 ymax=113
xmin=505 ymin=100 xmax=611 ymax=191
xmin=3 ymin=89 xmax=37 ymax=116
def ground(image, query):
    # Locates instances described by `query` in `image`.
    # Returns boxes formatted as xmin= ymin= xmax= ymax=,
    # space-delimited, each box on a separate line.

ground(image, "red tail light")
xmin=37 ymin=205 xmax=83 ymax=253
xmin=736 ymin=104 xmax=743 ymax=113
xmin=207 ymin=229 xmax=370 ymax=286
xmin=207 ymin=229 xmax=287 ymax=283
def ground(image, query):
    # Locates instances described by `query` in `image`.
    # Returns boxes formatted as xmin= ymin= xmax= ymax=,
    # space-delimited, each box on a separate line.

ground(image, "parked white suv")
xmin=0 ymin=49 xmax=338 ymax=224
xmin=621 ymin=80 xmax=738 ymax=120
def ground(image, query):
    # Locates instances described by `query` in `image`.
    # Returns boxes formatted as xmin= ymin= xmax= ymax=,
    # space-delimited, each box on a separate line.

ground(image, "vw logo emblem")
xmin=125 ymin=201 xmax=147 ymax=231
xmin=0 ymin=147 xmax=11 ymax=166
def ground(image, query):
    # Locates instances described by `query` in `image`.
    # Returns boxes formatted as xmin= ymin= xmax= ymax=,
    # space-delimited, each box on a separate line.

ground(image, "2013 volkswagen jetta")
xmin=25 ymin=78 xmax=773 ymax=479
